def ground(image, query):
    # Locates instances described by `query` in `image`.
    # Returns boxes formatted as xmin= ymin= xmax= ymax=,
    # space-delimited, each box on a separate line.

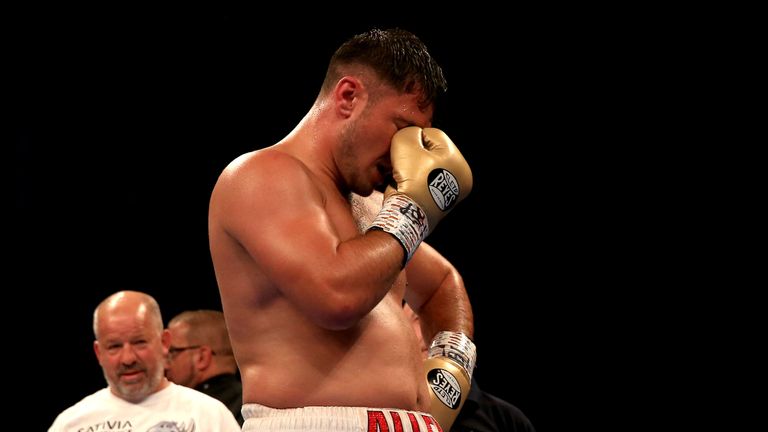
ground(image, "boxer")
xmin=209 ymin=28 xmax=475 ymax=432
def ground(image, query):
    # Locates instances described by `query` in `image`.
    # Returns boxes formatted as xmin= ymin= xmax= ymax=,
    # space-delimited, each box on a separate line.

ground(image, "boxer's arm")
xmin=404 ymin=243 xmax=475 ymax=431
xmin=211 ymin=152 xmax=403 ymax=330
xmin=404 ymin=242 xmax=473 ymax=341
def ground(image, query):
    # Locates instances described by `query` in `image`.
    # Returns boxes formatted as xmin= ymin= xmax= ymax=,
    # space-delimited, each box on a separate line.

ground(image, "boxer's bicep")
xmin=212 ymin=152 xmax=344 ymax=309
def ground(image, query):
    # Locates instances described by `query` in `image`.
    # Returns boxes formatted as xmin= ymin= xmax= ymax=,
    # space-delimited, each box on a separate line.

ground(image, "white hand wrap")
xmin=428 ymin=331 xmax=477 ymax=376
xmin=424 ymin=331 xmax=477 ymax=431
xmin=368 ymin=193 xmax=429 ymax=266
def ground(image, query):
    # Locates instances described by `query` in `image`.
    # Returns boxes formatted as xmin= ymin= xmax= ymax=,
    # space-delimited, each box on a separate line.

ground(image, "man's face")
xmin=339 ymin=87 xmax=434 ymax=196
xmin=94 ymin=310 xmax=169 ymax=402
xmin=165 ymin=322 xmax=198 ymax=387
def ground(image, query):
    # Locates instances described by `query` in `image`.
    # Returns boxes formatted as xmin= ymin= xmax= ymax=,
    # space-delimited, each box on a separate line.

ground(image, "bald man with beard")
xmin=48 ymin=290 xmax=240 ymax=432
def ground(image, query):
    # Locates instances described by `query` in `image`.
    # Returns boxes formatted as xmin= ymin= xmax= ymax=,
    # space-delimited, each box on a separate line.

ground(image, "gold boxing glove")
xmin=369 ymin=127 xmax=472 ymax=265
xmin=424 ymin=331 xmax=477 ymax=431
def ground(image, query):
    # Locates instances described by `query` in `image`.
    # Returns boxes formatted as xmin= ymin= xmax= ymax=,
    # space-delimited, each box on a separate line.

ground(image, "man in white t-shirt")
xmin=48 ymin=290 xmax=240 ymax=432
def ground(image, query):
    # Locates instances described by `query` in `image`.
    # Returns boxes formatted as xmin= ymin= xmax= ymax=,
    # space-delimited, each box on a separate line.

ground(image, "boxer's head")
xmin=317 ymin=28 xmax=445 ymax=197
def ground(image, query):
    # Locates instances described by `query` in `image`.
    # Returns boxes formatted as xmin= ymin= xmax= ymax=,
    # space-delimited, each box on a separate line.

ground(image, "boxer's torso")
xmin=209 ymin=150 xmax=429 ymax=411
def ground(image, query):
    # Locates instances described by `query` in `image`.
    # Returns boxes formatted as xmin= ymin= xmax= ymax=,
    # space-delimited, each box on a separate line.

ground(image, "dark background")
xmin=14 ymin=8 xmax=658 ymax=431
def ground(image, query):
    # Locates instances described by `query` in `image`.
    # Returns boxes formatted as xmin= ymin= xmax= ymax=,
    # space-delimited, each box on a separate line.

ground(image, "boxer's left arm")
xmin=404 ymin=243 xmax=475 ymax=431
xmin=404 ymin=242 xmax=473 ymax=341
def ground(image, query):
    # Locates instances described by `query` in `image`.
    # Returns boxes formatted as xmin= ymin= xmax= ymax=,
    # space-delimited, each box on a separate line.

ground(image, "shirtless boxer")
xmin=208 ymin=28 xmax=475 ymax=432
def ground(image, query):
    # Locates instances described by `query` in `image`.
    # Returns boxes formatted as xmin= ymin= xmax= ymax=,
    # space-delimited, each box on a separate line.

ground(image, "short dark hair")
xmin=322 ymin=28 xmax=447 ymax=108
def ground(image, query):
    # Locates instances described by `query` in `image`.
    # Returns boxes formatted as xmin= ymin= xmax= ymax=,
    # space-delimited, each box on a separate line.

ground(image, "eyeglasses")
xmin=168 ymin=345 xmax=201 ymax=357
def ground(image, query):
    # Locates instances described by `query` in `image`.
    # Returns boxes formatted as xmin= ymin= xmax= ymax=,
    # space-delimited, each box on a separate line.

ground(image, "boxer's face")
xmin=94 ymin=311 xmax=169 ymax=402
xmin=339 ymin=84 xmax=433 ymax=196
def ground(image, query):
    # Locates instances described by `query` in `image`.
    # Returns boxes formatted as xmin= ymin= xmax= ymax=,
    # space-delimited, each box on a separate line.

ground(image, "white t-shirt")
xmin=49 ymin=382 xmax=241 ymax=432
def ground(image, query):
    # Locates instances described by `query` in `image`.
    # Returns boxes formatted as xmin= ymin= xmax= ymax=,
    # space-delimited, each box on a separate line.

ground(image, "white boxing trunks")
xmin=242 ymin=403 xmax=444 ymax=432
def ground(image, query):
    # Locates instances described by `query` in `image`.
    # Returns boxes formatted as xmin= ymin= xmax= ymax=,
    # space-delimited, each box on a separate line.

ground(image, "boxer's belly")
xmin=238 ymin=295 xmax=430 ymax=411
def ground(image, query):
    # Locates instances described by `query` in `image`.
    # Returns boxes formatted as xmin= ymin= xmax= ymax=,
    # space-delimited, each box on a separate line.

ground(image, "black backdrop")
xmin=14 ymin=8 xmax=650 ymax=431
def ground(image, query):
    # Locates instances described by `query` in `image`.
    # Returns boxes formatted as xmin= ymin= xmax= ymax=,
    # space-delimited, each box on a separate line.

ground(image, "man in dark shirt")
xmin=166 ymin=309 xmax=243 ymax=425
xmin=452 ymin=379 xmax=536 ymax=432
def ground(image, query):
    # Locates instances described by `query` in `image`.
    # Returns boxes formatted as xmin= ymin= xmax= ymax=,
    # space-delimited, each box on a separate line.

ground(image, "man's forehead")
xmin=385 ymin=91 xmax=433 ymax=123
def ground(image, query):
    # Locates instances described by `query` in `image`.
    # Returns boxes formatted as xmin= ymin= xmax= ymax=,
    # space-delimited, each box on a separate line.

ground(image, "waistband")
xmin=242 ymin=403 xmax=443 ymax=432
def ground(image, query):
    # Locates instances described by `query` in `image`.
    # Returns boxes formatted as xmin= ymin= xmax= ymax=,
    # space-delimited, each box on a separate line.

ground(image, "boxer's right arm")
xmin=211 ymin=152 xmax=403 ymax=329
xmin=369 ymin=127 xmax=472 ymax=265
